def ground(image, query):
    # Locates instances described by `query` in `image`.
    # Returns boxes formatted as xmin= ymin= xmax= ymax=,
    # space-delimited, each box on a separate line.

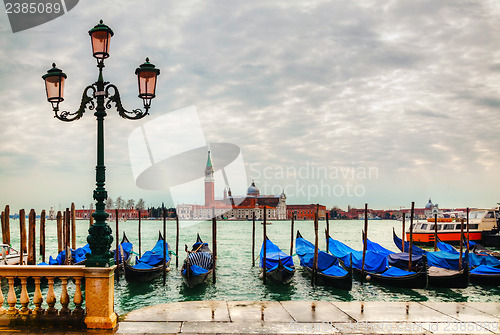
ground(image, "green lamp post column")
xmin=42 ymin=20 xmax=160 ymax=267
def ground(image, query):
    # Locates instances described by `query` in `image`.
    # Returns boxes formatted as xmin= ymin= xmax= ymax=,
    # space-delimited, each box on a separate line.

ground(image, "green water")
xmin=6 ymin=219 xmax=500 ymax=315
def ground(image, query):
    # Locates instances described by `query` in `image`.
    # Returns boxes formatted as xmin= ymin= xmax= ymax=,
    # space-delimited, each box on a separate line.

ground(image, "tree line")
xmin=104 ymin=197 xmax=176 ymax=218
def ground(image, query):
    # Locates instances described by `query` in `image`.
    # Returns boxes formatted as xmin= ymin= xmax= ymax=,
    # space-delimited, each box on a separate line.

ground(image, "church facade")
xmin=176 ymin=152 xmax=287 ymax=220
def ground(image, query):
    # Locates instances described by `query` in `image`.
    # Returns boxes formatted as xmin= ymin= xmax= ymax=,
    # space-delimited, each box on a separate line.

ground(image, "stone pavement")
xmin=0 ymin=301 xmax=498 ymax=334
xmin=116 ymin=301 xmax=500 ymax=334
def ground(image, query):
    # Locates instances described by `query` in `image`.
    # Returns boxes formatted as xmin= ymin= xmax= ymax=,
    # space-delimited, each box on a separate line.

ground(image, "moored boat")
xmin=181 ymin=234 xmax=213 ymax=287
xmin=260 ymin=236 xmax=295 ymax=283
xmin=296 ymin=231 xmax=352 ymax=290
xmin=327 ymin=235 xmax=427 ymax=289
xmin=124 ymin=232 xmax=171 ymax=282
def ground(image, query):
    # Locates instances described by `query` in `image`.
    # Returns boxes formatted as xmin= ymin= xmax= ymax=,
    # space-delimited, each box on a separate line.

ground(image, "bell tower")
xmin=204 ymin=151 xmax=215 ymax=206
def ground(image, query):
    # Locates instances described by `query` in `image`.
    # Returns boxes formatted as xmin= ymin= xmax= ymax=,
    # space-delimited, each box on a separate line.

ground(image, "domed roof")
xmin=425 ymin=198 xmax=433 ymax=209
xmin=247 ymin=181 xmax=260 ymax=196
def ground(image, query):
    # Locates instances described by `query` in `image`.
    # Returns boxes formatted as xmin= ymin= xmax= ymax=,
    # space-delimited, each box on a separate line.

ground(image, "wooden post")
xmin=325 ymin=212 xmax=330 ymax=252
xmin=401 ymin=213 xmax=405 ymax=252
xmin=56 ymin=211 xmax=63 ymax=253
xmin=19 ymin=209 xmax=26 ymax=265
xmin=71 ymin=203 xmax=76 ymax=250
xmin=312 ymin=205 xmax=319 ymax=286
xmin=466 ymin=208 xmax=470 ymax=252
xmin=290 ymin=211 xmax=295 ymax=256
xmin=176 ymin=215 xmax=179 ymax=268
xmin=65 ymin=208 xmax=71 ymax=265
xmin=252 ymin=211 xmax=256 ymax=267
xmin=212 ymin=216 xmax=217 ymax=284
xmin=263 ymin=206 xmax=267 ymax=285
xmin=138 ymin=210 xmax=142 ymax=257
xmin=115 ymin=209 xmax=120 ymax=279
xmin=28 ymin=209 xmax=36 ymax=265
xmin=163 ymin=209 xmax=167 ymax=286
xmin=40 ymin=210 xmax=46 ymax=263
xmin=409 ymin=202 xmax=414 ymax=270
xmin=89 ymin=213 xmax=94 ymax=227
xmin=360 ymin=204 xmax=368 ymax=284
xmin=1 ymin=211 xmax=4 ymax=244
xmin=434 ymin=214 xmax=438 ymax=251
xmin=459 ymin=218 xmax=464 ymax=270
xmin=4 ymin=205 xmax=10 ymax=245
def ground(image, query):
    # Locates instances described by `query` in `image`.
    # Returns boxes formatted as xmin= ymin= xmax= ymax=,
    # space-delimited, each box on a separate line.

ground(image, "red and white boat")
xmin=407 ymin=208 xmax=498 ymax=245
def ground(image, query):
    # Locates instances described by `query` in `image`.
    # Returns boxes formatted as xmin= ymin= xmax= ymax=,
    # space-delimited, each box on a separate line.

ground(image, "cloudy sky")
xmin=1 ymin=0 xmax=500 ymax=213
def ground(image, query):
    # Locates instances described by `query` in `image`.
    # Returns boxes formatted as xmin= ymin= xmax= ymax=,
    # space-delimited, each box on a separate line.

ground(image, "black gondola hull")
xmin=182 ymin=268 xmax=213 ymax=287
xmin=264 ymin=264 xmax=295 ymax=284
xmin=352 ymin=266 xmax=428 ymax=289
xmin=428 ymin=267 xmax=469 ymax=288
xmin=124 ymin=260 xmax=171 ymax=282
xmin=470 ymin=273 xmax=500 ymax=286
xmin=302 ymin=266 xmax=352 ymax=291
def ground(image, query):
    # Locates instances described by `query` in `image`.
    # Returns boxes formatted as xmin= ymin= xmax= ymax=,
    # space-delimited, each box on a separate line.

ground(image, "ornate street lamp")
xmin=42 ymin=20 xmax=160 ymax=267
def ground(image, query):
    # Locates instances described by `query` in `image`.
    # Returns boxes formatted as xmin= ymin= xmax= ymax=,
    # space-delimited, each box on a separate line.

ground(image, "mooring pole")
xmin=65 ymin=208 xmax=71 ymax=265
xmin=138 ymin=210 xmax=142 ymax=257
xmin=163 ymin=208 xmax=167 ymax=286
xmin=4 ymin=205 xmax=10 ymax=245
xmin=290 ymin=211 xmax=295 ymax=256
xmin=312 ymin=205 xmax=319 ymax=286
xmin=325 ymin=212 xmax=330 ymax=252
xmin=252 ymin=211 xmax=256 ymax=267
xmin=459 ymin=218 xmax=464 ymax=270
xmin=434 ymin=214 xmax=438 ymax=251
xmin=401 ymin=213 xmax=406 ymax=253
xmin=56 ymin=211 xmax=63 ymax=253
xmin=40 ymin=209 xmax=46 ymax=263
xmin=212 ymin=216 xmax=217 ymax=284
xmin=28 ymin=209 xmax=36 ymax=265
xmin=409 ymin=202 xmax=414 ymax=270
xmin=71 ymin=203 xmax=76 ymax=250
xmin=263 ymin=206 xmax=267 ymax=285
xmin=115 ymin=209 xmax=120 ymax=279
xmin=466 ymin=207 xmax=470 ymax=252
xmin=19 ymin=209 xmax=26 ymax=265
xmin=176 ymin=215 xmax=179 ymax=268
xmin=360 ymin=204 xmax=368 ymax=284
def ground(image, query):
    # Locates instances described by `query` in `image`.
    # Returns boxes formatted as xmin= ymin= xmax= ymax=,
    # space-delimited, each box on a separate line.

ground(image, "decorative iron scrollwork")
xmin=105 ymin=84 xmax=149 ymax=120
xmin=54 ymin=85 xmax=96 ymax=122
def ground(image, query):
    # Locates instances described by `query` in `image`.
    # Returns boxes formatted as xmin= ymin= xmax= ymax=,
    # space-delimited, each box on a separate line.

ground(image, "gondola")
xmin=181 ymin=234 xmax=213 ymax=287
xmin=327 ymin=235 xmax=427 ymax=289
xmin=115 ymin=232 xmax=133 ymax=268
xmin=124 ymin=232 xmax=170 ymax=282
xmin=296 ymin=231 xmax=352 ymax=290
xmin=392 ymin=230 xmax=469 ymax=288
xmin=436 ymin=238 xmax=500 ymax=286
xmin=260 ymin=236 xmax=295 ymax=283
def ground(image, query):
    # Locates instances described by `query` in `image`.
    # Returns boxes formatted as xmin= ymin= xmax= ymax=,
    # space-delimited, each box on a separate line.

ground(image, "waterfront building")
xmin=287 ymin=204 xmax=326 ymax=220
xmin=176 ymin=152 xmax=287 ymax=220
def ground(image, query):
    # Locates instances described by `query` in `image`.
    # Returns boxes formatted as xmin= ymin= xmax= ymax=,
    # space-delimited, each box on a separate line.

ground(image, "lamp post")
xmin=42 ymin=20 xmax=160 ymax=267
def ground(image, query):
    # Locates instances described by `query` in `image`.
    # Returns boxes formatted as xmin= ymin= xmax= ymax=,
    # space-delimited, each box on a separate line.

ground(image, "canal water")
xmin=5 ymin=219 xmax=500 ymax=315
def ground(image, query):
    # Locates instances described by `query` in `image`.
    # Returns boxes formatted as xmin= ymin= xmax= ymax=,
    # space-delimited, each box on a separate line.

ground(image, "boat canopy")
xmin=260 ymin=238 xmax=294 ymax=270
xmin=296 ymin=236 xmax=347 ymax=276
xmin=134 ymin=239 xmax=170 ymax=268
xmin=47 ymin=244 xmax=91 ymax=265
xmin=393 ymin=230 xmax=426 ymax=255
xmin=436 ymin=239 xmax=500 ymax=268
xmin=327 ymin=237 xmax=388 ymax=273
xmin=470 ymin=265 xmax=500 ymax=276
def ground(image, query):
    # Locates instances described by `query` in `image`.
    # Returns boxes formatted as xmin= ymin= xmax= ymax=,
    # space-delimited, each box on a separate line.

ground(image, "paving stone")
xmin=116 ymin=321 xmax=182 ymax=334
xmin=280 ymin=301 xmax=354 ymax=323
xmin=332 ymin=301 xmax=456 ymax=323
xmin=420 ymin=302 xmax=499 ymax=323
xmin=334 ymin=321 xmax=431 ymax=334
xmin=123 ymin=301 xmax=230 ymax=322
xmin=180 ymin=321 xmax=339 ymax=334
xmin=227 ymin=301 xmax=293 ymax=323
xmin=465 ymin=302 xmax=500 ymax=318
xmin=419 ymin=322 xmax=497 ymax=334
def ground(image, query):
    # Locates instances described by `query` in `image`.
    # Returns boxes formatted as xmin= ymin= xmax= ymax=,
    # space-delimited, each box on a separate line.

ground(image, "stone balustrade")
xmin=0 ymin=265 xmax=117 ymax=330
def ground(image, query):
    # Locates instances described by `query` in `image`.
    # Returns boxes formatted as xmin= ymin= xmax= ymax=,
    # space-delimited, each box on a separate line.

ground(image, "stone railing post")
xmin=84 ymin=266 xmax=117 ymax=329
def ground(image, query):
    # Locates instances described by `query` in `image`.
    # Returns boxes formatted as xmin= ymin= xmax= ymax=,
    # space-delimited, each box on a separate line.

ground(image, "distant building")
xmin=177 ymin=151 xmax=287 ymax=220
xmin=287 ymin=204 xmax=326 ymax=220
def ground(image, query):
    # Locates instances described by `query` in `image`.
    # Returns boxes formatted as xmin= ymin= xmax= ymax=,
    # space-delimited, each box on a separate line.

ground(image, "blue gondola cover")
xmin=296 ymin=236 xmax=347 ymax=276
xmin=133 ymin=239 xmax=170 ymax=268
xmin=260 ymin=238 xmax=294 ymax=271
